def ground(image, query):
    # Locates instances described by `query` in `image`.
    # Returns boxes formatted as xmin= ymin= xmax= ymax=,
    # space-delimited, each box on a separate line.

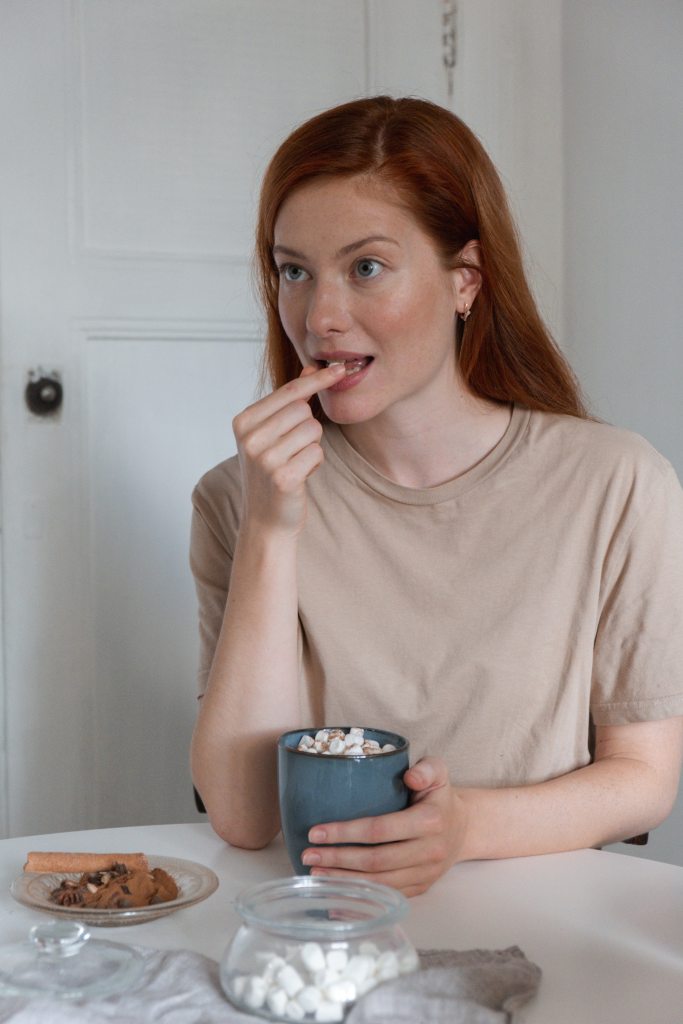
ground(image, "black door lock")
xmin=25 ymin=371 xmax=63 ymax=416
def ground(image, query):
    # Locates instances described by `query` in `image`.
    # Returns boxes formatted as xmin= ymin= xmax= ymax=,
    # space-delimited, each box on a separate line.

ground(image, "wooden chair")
xmin=624 ymin=833 xmax=649 ymax=845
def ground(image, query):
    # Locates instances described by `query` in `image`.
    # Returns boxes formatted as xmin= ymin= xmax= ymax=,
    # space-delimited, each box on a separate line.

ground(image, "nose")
xmin=305 ymin=280 xmax=351 ymax=338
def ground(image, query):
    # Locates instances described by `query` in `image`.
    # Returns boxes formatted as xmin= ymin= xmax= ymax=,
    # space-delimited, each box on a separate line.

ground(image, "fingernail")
xmin=309 ymin=828 xmax=326 ymax=843
xmin=301 ymin=851 xmax=321 ymax=866
xmin=328 ymin=363 xmax=346 ymax=374
xmin=310 ymin=869 xmax=328 ymax=877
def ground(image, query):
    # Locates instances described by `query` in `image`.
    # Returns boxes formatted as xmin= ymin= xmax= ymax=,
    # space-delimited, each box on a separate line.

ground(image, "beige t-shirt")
xmin=190 ymin=405 xmax=683 ymax=787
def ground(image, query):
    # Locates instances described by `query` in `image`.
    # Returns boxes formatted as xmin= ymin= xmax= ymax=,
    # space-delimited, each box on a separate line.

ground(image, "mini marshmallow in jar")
xmin=220 ymin=877 xmax=418 ymax=1022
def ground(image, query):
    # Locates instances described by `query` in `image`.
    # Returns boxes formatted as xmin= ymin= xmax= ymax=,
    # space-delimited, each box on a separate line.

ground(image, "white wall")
xmin=456 ymin=0 xmax=564 ymax=340
xmin=563 ymin=1 xmax=683 ymax=865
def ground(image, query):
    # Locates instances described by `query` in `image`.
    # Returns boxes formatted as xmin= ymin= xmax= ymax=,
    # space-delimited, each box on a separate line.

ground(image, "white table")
xmin=1 ymin=823 xmax=681 ymax=1023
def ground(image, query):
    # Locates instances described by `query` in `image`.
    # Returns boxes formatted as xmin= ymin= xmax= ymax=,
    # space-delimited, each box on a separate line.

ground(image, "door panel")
xmin=75 ymin=0 xmax=367 ymax=260
xmin=85 ymin=331 xmax=261 ymax=826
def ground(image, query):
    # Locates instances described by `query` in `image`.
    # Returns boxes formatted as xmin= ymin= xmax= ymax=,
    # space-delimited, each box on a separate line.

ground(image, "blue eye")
xmin=355 ymin=259 xmax=382 ymax=279
xmin=279 ymin=264 xmax=308 ymax=282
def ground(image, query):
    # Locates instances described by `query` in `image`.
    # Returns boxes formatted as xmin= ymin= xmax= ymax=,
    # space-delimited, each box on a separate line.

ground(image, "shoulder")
xmin=521 ymin=412 xmax=683 ymax=541
xmin=191 ymin=455 xmax=242 ymax=541
xmin=193 ymin=454 xmax=242 ymax=501
xmin=527 ymin=411 xmax=675 ymax=487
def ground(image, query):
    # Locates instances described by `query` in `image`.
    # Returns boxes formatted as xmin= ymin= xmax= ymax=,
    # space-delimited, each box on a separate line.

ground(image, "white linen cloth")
xmin=0 ymin=944 xmax=541 ymax=1023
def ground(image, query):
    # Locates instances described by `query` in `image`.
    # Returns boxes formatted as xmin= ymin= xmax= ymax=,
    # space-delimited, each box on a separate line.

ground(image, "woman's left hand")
xmin=300 ymin=757 xmax=467 ymax=897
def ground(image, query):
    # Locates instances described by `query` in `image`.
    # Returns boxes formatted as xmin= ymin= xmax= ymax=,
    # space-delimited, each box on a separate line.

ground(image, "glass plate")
xmin=10 ymin=855 xmax=219 ymax=927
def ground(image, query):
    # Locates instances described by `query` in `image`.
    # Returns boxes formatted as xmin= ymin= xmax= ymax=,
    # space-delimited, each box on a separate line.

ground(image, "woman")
xmin=190 ymin=96 xmax=683 ymax=896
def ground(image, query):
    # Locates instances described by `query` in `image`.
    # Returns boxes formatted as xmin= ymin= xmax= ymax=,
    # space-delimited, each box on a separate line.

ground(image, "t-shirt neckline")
xmin=322 ymin=403 xmax=531 ymax=505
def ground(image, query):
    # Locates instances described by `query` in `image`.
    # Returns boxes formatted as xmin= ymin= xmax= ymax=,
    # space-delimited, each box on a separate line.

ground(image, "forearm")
xmin=191 ymin=525 xmax=300 ymax=848
xmin=294 ymin=721 xmax=682 ymax=896
xmin=457 ymin=754 xmax=678 ymax=862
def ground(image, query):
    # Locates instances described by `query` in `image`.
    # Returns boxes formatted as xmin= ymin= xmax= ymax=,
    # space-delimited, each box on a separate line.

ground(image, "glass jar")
xmin=220 ymin=876 xmax=419 ymax=1022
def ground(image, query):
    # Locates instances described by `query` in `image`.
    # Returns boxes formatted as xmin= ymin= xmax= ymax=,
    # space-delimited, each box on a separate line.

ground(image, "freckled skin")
xmin=273 ymin=176 xmax=464 ymax=429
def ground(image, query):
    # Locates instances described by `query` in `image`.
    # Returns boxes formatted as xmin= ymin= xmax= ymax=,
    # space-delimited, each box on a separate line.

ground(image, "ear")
xmin=452 ymin=240 xmax=482 ymax=317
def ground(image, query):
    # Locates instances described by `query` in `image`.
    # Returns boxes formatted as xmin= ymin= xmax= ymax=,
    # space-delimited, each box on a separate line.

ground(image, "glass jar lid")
xmin=0 ymin=920 xmax=144 ymax=999
xmin=234 ymin=876 xmax=409 ymax=940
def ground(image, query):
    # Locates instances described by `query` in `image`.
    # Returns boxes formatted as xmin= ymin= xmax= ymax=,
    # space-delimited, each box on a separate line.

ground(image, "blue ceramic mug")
xmin=277 ymin=727 xmax=410 ymax=875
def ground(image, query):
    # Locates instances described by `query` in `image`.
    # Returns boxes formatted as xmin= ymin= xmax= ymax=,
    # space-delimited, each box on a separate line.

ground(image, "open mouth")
xmin=318 ymin=357 xmax=373 ymax=376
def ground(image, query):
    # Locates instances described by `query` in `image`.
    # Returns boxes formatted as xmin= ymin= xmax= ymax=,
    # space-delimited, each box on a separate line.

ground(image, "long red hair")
xmin=255 ymin=96 xmax=587 ymax=418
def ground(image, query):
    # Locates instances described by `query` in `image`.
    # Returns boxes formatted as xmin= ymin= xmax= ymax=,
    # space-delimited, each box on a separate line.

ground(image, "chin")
xmin=320 ymin=401 xmax=377 ymax=426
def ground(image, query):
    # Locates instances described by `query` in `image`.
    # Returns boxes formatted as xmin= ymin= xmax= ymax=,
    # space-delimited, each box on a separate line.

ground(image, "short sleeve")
xmin=591 ymin=459 xmax=683 ymax=725
xmin=189 ymin=460 xmax=242 ymax=696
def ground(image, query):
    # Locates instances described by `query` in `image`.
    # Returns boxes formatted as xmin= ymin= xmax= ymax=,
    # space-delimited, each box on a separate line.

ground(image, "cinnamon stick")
xmin=24 ymin=852 xmax=149 ymax=874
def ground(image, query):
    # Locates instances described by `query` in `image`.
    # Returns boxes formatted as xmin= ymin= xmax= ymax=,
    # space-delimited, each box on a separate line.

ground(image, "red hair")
xmin=255 ymin=96 xmax=587 ymax=418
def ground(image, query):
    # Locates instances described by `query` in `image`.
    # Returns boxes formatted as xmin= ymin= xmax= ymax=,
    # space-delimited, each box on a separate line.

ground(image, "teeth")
xmin=325 ymin=358 xmax=369 ymax=375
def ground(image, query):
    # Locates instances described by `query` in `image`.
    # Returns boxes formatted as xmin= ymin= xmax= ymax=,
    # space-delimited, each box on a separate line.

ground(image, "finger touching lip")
xmin=288 ymin=361 xmax=346 ymax=398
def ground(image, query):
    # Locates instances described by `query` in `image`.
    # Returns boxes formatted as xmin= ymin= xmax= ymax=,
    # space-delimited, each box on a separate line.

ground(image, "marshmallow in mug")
xmin=229 ymin=939 xmax=419 ymax=1021
xmin=296 ymin=728 xmax=397 ymax=757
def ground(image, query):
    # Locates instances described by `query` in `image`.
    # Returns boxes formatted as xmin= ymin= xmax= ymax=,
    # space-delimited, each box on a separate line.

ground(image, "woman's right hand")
xmin=232 ymin=363 xmax=346 ymax=536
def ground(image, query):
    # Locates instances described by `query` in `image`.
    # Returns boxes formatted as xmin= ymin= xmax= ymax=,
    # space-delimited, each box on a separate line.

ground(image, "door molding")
xmin=76 ymin=317 xmax=262 ymax=345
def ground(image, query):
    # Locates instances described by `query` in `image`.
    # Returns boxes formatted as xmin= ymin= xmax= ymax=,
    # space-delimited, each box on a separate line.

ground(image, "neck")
xmin=340 ymin=387 xmax=512 ymax=489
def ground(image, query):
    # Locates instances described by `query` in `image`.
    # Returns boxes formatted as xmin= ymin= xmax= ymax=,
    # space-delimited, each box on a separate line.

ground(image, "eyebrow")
xmin=272 ymin=235 xmax=400 ymax=260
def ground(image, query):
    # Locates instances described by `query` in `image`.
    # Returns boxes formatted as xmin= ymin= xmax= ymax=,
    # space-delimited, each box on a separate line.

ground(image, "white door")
xmin=0 ymin=0 xmax=452 ymax=837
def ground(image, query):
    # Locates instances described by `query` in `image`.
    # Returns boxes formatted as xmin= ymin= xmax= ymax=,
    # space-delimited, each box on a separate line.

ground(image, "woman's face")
xmin=273 ymin=175 xmax=478 ymax=427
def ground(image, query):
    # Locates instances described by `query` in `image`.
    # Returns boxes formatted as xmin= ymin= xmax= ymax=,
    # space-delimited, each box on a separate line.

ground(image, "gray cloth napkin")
xmin=0 ymin=944 xmax=541 ymax=1023
xmin=347 ymin=947 xmax=542 ymax=1024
